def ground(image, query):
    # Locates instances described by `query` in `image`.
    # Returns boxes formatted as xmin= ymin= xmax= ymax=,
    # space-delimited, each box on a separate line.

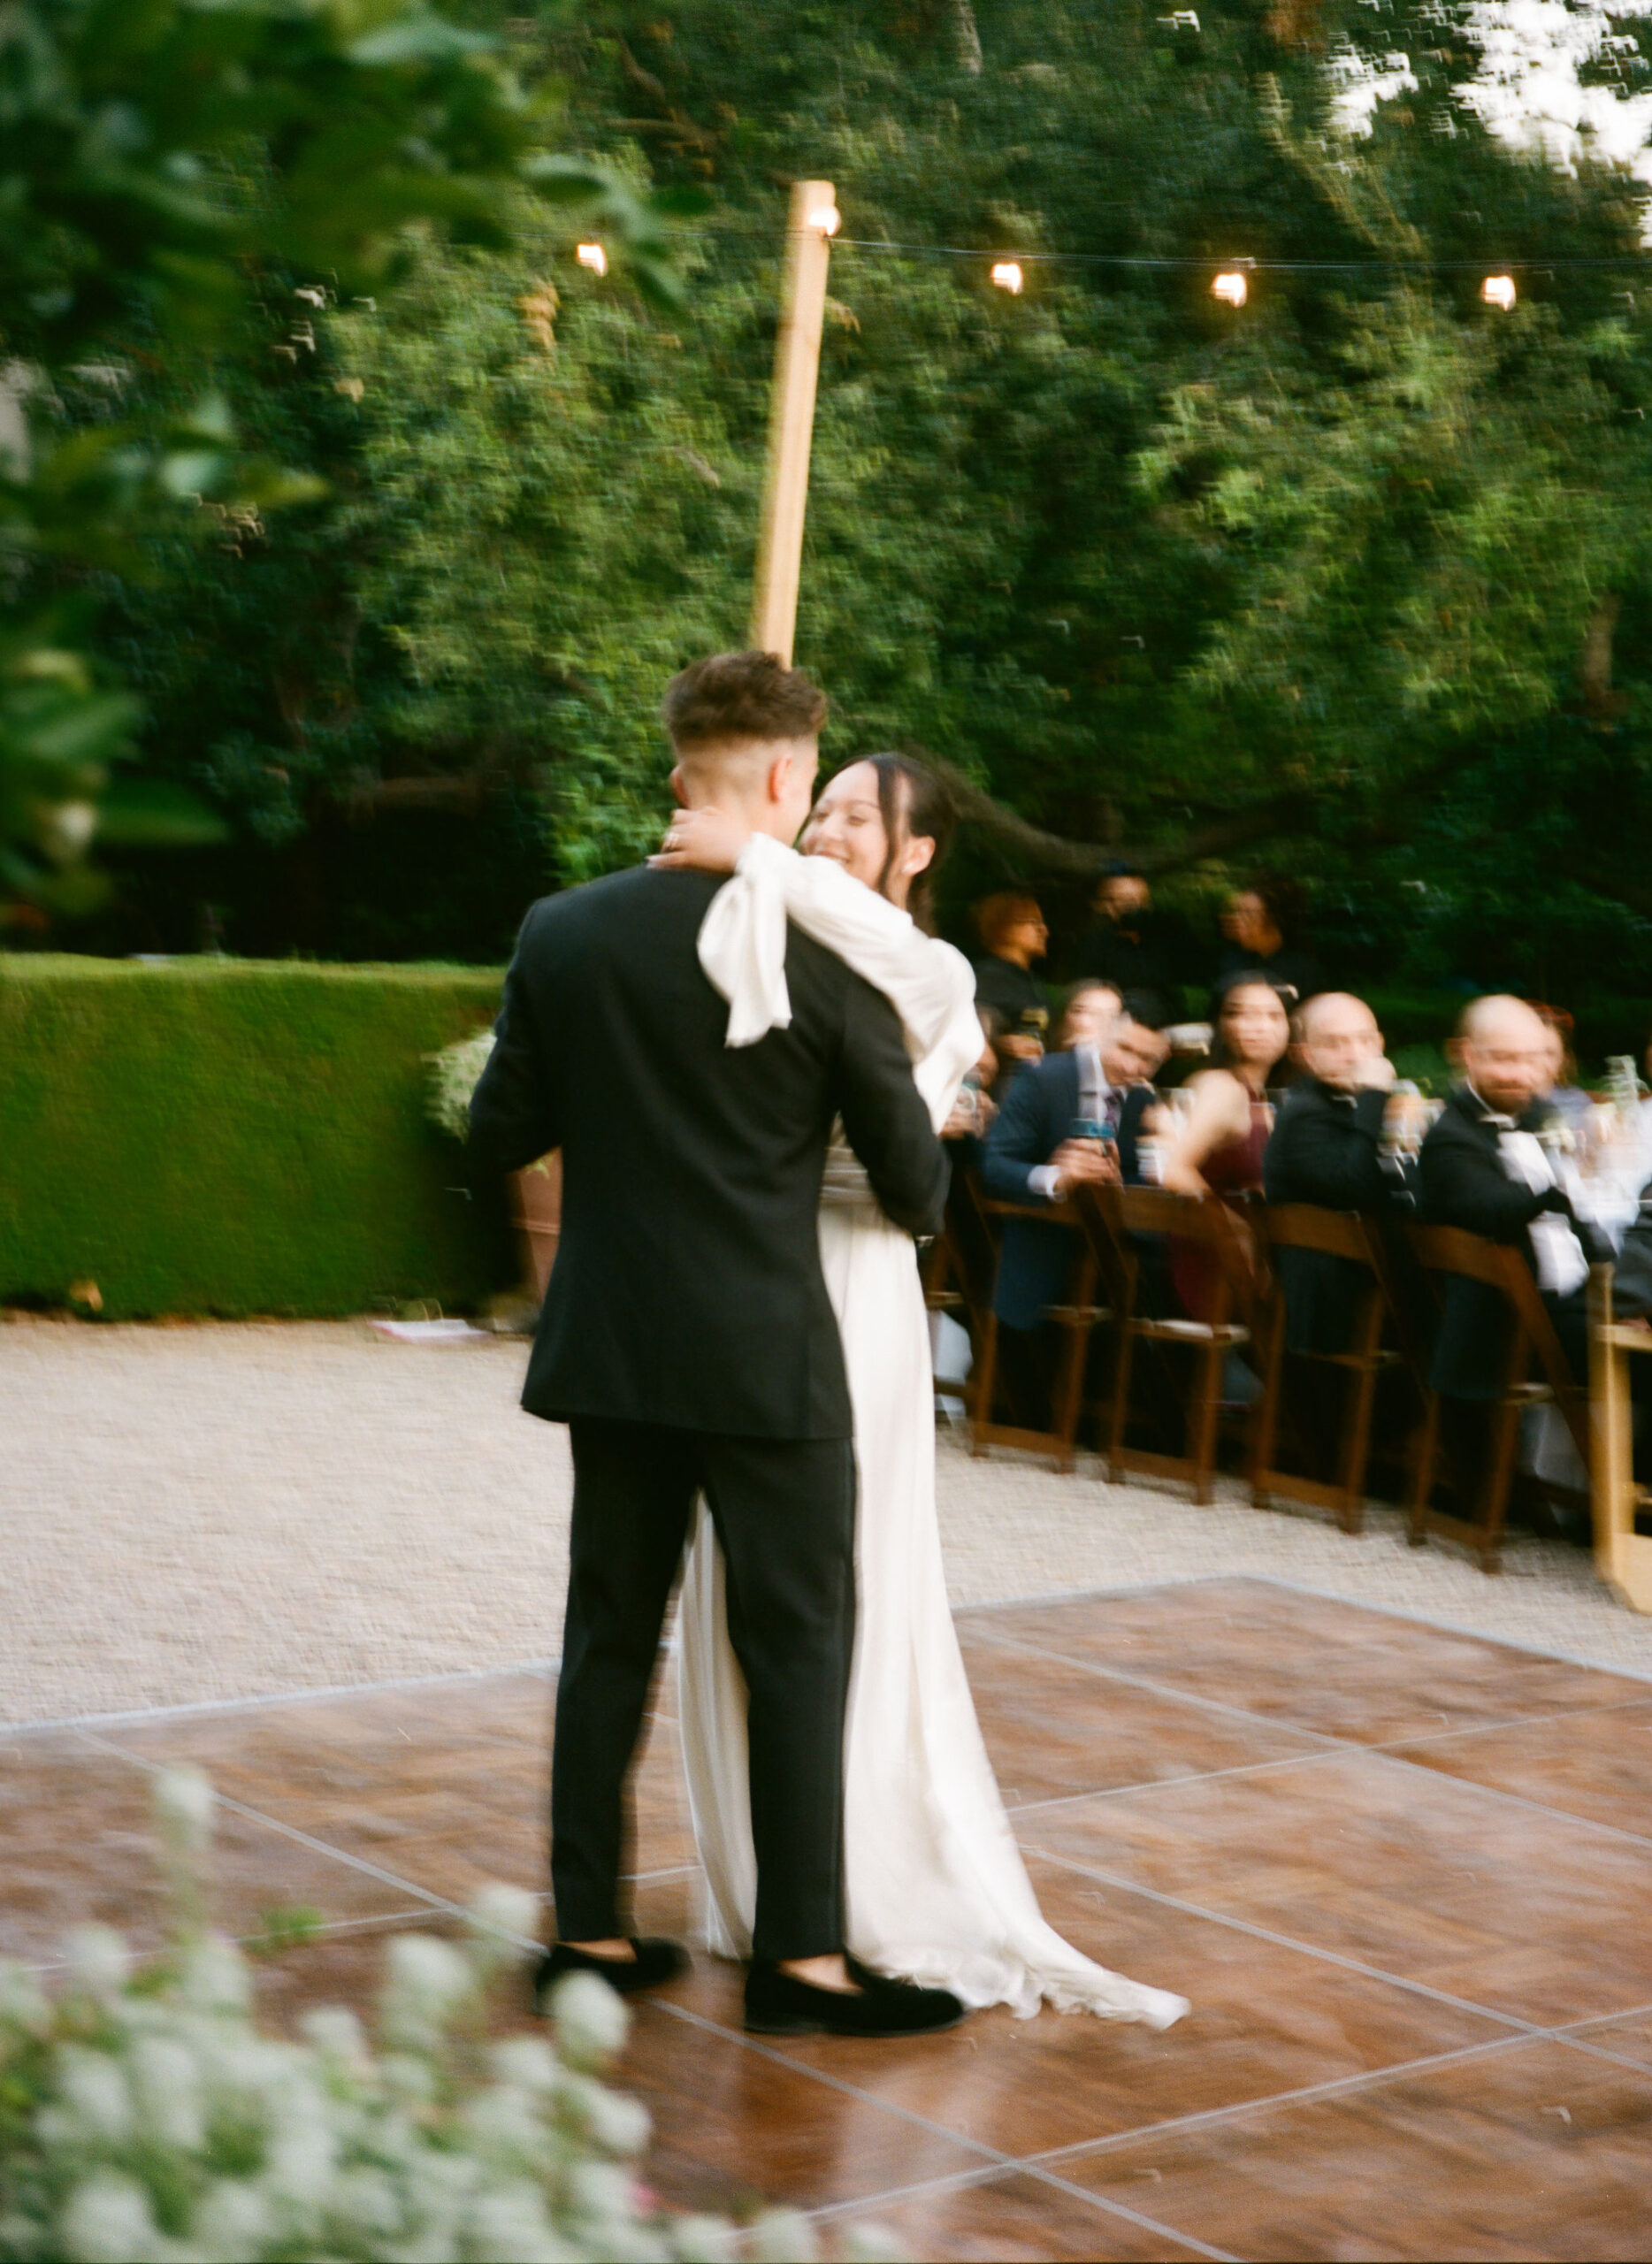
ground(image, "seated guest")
xmin=1213 ymin=878 xmax=1320 ymax=1009
xmin=1159 ymin=975 xmax=1289 ymax=1201
xmin=1419 ymin=994 xmax=1610 ymax=1397
xmin=1532 ymin=1002 xmax=1593 ymax=1133
xmin=1264 ymin=991 xmax=1418 ymax=1354
xmin=1053 ymin=975 xmax=1124 ymax=1054
xmin=979 ymin=980 xmax=1158 ymax=1340
xmin=1105 ymin=1006 xmax=1173 ymax=1094
xmin=1070 ymin=864 xmax=1185 ymax=1028
xmin=1158 ymin=975 xmax=1291 ymax=1323
xmin=971 ymin=892 xmax=1051 ymax=1083
xmin=941 ymin=1015 xmax=1000 ymax=1151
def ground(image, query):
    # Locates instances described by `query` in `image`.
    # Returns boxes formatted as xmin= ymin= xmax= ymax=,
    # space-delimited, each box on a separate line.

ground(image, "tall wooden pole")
xmin=749 ymin=180 xmax=835 ymax=665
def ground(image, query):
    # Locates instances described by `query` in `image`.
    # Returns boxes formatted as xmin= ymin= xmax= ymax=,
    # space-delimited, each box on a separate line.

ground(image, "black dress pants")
xmin=552 ymin=1417 xmax=856 ymax=1963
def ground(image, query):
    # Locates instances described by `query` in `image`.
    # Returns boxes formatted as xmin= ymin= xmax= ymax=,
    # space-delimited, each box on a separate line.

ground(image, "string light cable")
xmin=827 ymin=239 xmax=1650 ymax=276
xmin=568 ymin=222 xmax=1648 ymax=312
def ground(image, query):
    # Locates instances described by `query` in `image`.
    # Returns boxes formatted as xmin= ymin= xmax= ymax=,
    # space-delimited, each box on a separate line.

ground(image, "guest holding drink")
xmin=1157 ymin=974 xmax=1290 ymax=1325
xmin=1158 ymin=975 xmax=1290 ymax=1202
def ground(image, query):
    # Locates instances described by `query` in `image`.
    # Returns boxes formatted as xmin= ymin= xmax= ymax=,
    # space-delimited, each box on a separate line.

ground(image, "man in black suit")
xmin=1418 ymin=994 xmax=1609 ymax=1398
xmin=979 ymin=983 xmax=1155 ymax=1394
xmin=1069 ymin=865 xmax=1189 ymax=1029
xmin=469 ymin=651 xmax=960 ymax=2038
xmin=1264 ymin=992 xmax=1417 ymax=1355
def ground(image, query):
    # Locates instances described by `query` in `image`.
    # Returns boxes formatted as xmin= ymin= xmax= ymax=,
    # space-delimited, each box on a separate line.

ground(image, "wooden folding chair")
xmin=1404 ymin=1223 xmax=1590 ymax=1572
xmin=1248 ymin=1205 xmax=1403 ymax=1535
xmin=1587 ymin=1263 xmax=1652 ymax=1612
xmin=1083 ymin=1184 xmax=1255 ymax=1505
xmin=966 ymin=1174 xmax=1112 ymax=1473
xmin=922 ymin=1168 xmax=996 ymax=1420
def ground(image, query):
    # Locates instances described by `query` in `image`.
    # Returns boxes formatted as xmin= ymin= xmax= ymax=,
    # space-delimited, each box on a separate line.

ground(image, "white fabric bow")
xmin=697 ymin=833 xmax=792 ymax=1048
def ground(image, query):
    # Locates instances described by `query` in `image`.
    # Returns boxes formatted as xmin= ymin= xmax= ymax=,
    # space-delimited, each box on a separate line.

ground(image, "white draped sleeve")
xmin=697 ymin=833 xmax=982 ymax=1132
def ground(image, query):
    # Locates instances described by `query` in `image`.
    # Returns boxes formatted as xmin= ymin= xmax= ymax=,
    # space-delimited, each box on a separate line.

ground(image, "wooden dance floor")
xmin=7 ymin=1576 xmax=1652 ymax=2260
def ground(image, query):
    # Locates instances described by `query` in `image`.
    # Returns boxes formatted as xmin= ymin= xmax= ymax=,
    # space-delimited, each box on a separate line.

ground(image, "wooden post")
xmin=749 ymin=180 xmax=835 ymax=665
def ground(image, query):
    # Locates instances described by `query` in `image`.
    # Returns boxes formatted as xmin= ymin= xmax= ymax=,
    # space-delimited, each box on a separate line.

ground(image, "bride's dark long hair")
xmin=851 ymin=753 xmax=956 ymax=935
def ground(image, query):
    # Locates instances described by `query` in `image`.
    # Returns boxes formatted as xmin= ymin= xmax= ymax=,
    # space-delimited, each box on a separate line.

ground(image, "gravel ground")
xmin=5 ymin=1315 xmax=1652 ymax=1725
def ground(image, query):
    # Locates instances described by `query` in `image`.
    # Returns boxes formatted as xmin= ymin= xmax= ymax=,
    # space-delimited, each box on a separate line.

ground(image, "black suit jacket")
xmin=468 ymin=866 xmax=948 ymax=1438
xmin=978 ymin=1049 xmax=1152 ymax=1330
xmin=1417 ymin=1086 xmax=1607 ymax=1397
xmin=1263 ymin=1079 xmax=1409 ymax=1354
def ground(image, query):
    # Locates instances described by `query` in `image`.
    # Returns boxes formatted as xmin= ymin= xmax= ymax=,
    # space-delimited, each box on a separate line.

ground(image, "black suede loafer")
xmin=535 ymin=1937 xmax=690 ymax=2006
xmin=744 ymin=1959 xmax=966 ymax=2038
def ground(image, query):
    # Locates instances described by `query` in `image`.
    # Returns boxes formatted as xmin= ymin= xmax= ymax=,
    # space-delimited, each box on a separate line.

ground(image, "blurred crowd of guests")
xmin=949 ymin=877 xmax=1652 ymax=1537
xmin=970 ymin=867 xmax=1320 ymax=1057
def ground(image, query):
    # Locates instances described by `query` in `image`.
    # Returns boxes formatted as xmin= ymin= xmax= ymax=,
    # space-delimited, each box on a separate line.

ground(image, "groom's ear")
xmin=669 ymin=764 xmax=689 ymax=807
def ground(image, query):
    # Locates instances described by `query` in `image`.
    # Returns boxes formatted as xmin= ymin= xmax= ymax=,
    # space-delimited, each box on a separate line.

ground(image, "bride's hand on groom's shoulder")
xmin=650 ymin=806 xmax=752 ymax=873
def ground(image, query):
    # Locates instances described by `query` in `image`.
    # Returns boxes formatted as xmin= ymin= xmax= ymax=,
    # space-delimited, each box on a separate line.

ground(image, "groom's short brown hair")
xmin=662 ymin=650 xmax=828 ymax=751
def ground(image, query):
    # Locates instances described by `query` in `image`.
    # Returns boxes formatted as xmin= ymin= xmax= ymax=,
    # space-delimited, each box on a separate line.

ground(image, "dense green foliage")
xmin=0 ymin=955 xmax=507 ymax=1316
xmin=21 ymin=0 xmax=1652 ymax=998
xmin=0 ymin=0 xmax=685 ymax=917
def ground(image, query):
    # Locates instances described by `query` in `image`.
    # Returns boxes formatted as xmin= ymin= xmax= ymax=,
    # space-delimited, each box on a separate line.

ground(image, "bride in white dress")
xmin=656 ymin=755 xmax=1187 ymax=2028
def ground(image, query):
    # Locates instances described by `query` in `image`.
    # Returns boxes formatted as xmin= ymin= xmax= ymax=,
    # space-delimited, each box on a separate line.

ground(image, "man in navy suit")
xmin=980 ymin=982 xmax=1159 ymax=1341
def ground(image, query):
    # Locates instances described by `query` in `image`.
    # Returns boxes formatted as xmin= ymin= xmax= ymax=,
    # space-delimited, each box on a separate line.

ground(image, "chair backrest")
xmin=1259 ymin=1203 xmax=1376 ymax=1266
xmin=1109 ymin=1184 xmax=1239 ymax=1247
xmin=1090 ymin=1183 xmax=1255 ymax=1327
xmin=1408 ymin=1222 xmax=1532 ymax=1296
xmin=1406 ymin=1221 xmax=1587 ymax=1454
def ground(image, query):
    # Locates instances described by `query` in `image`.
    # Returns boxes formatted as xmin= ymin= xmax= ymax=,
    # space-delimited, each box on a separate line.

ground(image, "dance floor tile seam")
xmin=1020 ymin=2031 xmax=1550 ymax=2171
xmin=73 ymin=1728 xmax=470 ymax=1922
xmin=1042 ymin=2034 xmax=1652 ymax=2264
xmin=812 ymin=2161 xmax=1235 ymax=2264
xmin=1005 ymin=1745 xmax=1359 ymax=1815
xmin=639 ymin=1998 xmax=1241 ymax=2259
xmin=963 ymin=1568 xmax=1652 ymax=1690
xmin=965 ymin=1635 xmax=1358 ymax=1749
xmin=969 ymin=1633 xmax=1652 ymax=1862
xmin=1020 ymin=1847 xmax=1549 ymax=2040
xmin=645 ymin=2002 xmax=1242 ymax=2264
xmin=968 ymin=1628 xmax=1652 ymax=1766
xmin=1354 ymin=1741 xmax=1652 ymax=1854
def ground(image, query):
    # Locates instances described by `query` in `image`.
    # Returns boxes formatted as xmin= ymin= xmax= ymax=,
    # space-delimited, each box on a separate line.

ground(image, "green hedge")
xmin=0 ymin=956 xmax=509 ymax=1319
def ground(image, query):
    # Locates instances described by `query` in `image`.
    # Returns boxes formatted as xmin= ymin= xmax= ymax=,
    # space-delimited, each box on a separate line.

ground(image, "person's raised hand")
xmin=998 ymin=1032 xmax=1044 ymax=1064
xmin=650 ymin=806 xmax=752 ymax=873
xmin=1352 ymin=1052 xmax=1397 ymax=1091
xmin=1050 ymin=1137 xmax=1120 ymax=1194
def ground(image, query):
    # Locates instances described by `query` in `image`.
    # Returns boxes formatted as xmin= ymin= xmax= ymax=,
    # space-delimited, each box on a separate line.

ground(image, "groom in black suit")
xmin=469 ymin=651 xmax=962 ymax=2038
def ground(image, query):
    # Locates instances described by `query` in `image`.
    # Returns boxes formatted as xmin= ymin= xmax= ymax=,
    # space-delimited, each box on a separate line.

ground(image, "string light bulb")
xmin=807 ymin=202 xmax=841 ymax=237
xmin=990 ymin=260 xmax=1024 ymax=294
xmin=1481 ymin=273 xmax=1516 ymax=311
xmin=575 ymin=242 xmax=608 ymax=277
xmin=1212 ymin=270 xmax=1249 ymax=309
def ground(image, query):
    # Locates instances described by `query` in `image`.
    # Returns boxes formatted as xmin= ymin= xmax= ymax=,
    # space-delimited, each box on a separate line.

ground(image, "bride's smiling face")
xmin=800 ymin=761 xmax=888 ymax=889
xmin=801 ymin=760 xmax=935 ymax=906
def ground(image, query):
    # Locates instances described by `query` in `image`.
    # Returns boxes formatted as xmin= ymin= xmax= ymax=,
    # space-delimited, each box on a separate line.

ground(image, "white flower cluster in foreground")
xmin=0 ymin=1771 xmax=896 ymax=2264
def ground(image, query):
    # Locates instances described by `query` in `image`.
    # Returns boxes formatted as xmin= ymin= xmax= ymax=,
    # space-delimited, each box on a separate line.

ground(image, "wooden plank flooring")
xmin=6 ymin=1576 xmax=1651 ymax=2260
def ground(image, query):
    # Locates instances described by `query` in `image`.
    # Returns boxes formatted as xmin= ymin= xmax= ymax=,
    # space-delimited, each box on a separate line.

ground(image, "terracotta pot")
xmin=508 ymin=1151 xmax=562 ymax=1304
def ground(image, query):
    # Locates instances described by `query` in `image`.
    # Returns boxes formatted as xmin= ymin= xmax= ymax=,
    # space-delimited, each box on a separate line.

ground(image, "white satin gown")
xmin=675 ymin=836 xmax=1189 ymax=2026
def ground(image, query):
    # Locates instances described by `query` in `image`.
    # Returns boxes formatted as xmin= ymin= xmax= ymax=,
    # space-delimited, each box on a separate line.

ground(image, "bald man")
xmin=1263 ymin=993 xmax=1415 ymax=1355
xmin=1418 ymin=994 xmax=1610 ymax=1400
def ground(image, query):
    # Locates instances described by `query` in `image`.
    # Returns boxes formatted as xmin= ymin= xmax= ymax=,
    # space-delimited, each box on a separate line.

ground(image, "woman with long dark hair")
xmin=654 ymin=754 xmax=1186 ymax=2028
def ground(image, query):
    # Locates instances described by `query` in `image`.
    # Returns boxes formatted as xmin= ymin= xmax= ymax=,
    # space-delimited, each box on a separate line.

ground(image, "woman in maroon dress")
xmin=1159 ymin=975 xmax=1291 ymax=1319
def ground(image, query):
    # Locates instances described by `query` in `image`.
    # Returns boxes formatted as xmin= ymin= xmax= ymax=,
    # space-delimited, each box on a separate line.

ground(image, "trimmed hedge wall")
xmin=0 ymin=956 xmax=509 ymax=1319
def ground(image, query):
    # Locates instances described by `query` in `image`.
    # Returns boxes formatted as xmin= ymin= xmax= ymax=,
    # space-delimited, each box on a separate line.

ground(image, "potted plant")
xmin=426 ymin=1031 xmax=562 ymax=1308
